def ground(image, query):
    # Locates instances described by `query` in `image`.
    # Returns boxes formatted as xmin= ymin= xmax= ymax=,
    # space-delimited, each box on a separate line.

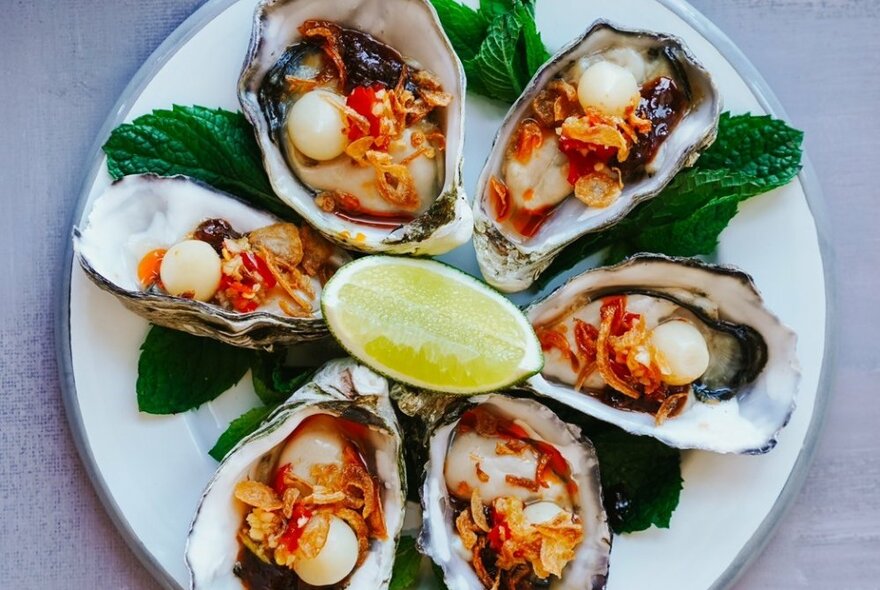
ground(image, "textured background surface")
xmin=0 ymin=0 xmax=877 ymax=588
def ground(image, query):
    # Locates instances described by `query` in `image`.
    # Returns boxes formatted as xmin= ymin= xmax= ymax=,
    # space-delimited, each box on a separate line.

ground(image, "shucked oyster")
xmin=75 ymin=174 xmax=350 ymax=348
xmin=186 ymin=358 xmax=406 ymax=589
xmin=525 ymin=255 xmax=799 ymax=454
xmin=473 ymin=21 xmax=721 ymax=292
xmin=239 ymin=0 xmax=471 ymax=255
xmin=417 ymin=394 xmax=610 ymax=590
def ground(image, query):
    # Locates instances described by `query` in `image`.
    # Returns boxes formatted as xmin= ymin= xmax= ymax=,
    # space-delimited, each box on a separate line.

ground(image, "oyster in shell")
xmin=473 ymin=21 xmax=721 ymax=292
xmin=239 ymin=0 xmax=471 ymax=255
xmin=186 ymin=358 xmax=406 ymax=589
xmin=526 ymin=255 xmax=799 ymax=454
xmin=417 ymin=393 xmax=611 ymax=590
xmin=74 ymin=174 xmax=350 ymax=348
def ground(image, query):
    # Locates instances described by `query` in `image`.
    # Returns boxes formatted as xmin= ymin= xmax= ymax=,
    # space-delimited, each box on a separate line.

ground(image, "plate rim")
xmin=55 ymin=1 xmax=837 ymax=589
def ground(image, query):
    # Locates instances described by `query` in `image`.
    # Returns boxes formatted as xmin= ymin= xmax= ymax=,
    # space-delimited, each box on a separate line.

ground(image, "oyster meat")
xmin=75 ymin=174 xmax=350 ymax=348
xmin=239 ymin=0 xmax=471 ymax=255
xmin=526 ymin=255 xmax=799 ymax=454
xmin=473 ymin=21 xmax=721 ymax=292
xmin=420 ymin=394 xmax=610 ymax=590
xmin=186 ymin=358 xmax=406 ymax=589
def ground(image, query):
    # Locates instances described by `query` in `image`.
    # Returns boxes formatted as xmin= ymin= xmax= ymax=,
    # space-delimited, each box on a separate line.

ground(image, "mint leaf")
xmin=136 ymin=325 xmax=252 ymax=414
xmin=465 ymin=13 xmax=526 ymax=104
xmin=535 ymin=113 xmax=804 ymax=288
xmin=514 ymin=5 xmax=550 ymax=77
xmin=431 ymin=0 xmax=549 ymax=102
xmin=251 ymin=352 xmax=315 ymax=406
xmin=480 ymin=0 xmax=536 ymax=19
xmin=389 ymin=535 xmax=422 ymax=590
xmin=103 ymin=105 xmax=296 ymax=221
xmin=430 ymin=0 xmax=489 ymax=61
xmin=432 ymin=562 xmax=450 ymax=589
xmin=209 ymin=404 xmax=276 ymax=461
xmin=698 ymin=112 xmax=804 ymax=188
xmin=588 ymin=423 xmax=682 ymax=533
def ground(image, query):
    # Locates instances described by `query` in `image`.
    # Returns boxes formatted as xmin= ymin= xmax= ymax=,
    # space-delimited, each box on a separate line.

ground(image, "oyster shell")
xmin=473 ymin=21 xmax=721 ymax=292
xmin=186 ymin=358 xmax=406 ymax=589
xmin=239 ymin=0 xmax=472 ymax=255
xmin=525 ymin=255 xmax=799 ymax=454
xmin=417 ymin=393 xmax=611 ymax=590
xmin=74 ymin=174 xmax=350 ymax=348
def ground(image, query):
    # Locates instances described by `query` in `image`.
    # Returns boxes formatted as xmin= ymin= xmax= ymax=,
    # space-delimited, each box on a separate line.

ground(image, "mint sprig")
xmin=102 ymin=105 xmax=296 ymax=221
xmin=431 ymin=0 xmax=550 ymax=103
xmin=587 ymin=423 xmax=682 ymax=533
xmin=136 ymin=325 xmax=252 ymax=415
xmin=389 ymin=536 xmax=423 ymax=590
xmin=208 ymin=405 xmax=277 ymax=461
xmin=536 ymin=113 xmax=804 ymax=286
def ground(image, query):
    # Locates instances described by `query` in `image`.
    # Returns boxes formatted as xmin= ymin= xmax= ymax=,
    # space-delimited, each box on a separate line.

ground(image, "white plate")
xmin=58 ymin=1 xmax=832 ymax=589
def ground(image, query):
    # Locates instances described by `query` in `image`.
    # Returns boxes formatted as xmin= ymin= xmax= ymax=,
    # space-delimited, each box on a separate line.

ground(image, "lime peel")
xmin=321 ymin=256 xmax=543 ymax=394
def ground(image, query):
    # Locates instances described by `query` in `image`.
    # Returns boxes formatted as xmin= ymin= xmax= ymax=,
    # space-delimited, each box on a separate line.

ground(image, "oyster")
xmin=74 ymin=174 xmax=350 ymax=348
xmin=186 ymin=358 xmax=406 ymax=589
xmin=473 ymin=21 xmax=721 ymax=292
xmin=239 ymin=0 xmax=471 ymax=255
xmin=526 ymin=255 xmax=799 ymax=454
xmin=418 ymin=393 xmax=611 ymax=590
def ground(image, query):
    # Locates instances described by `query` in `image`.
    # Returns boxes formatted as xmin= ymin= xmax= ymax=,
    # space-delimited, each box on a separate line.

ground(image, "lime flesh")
xmin=322 ymin=257 xmax=542 ymax=393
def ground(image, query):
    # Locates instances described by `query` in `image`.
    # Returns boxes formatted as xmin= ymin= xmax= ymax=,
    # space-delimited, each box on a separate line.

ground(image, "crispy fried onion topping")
xmin=540 ymin=297 xmax=691 ymax=424
xmin=299 ymin=20 xmax=348 ymax=89
xmin=457 ymin=493 xmax=584 ymax=588
xmin=235 ymin=444 xmax=386 ymax=572
xmin=531 ymin=80 xmax=580 ymax=127
xmin=367 ymin=151 xmax=420 ymax=210
xmin=214 ymin=222 xmax=335 ymax=318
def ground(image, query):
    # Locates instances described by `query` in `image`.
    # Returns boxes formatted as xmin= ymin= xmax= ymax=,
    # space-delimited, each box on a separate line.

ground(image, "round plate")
xmin=58 ymin=1 xmax=832 ymax=589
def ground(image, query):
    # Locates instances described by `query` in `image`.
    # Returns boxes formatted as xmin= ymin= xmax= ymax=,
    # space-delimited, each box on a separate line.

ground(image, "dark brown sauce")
xmin=193 ymin=218 xmax=241 ymax=253
xmin=336 ymin=27 xmax=415 ymax=94
xmin=618 ymin=76 xmax=688 ymax=178
xmin=234 ymin=546 xmax=301 ymax=590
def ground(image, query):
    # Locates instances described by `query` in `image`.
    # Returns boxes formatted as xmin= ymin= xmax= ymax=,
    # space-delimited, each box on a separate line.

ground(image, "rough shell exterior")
xmin=238 ymin=0 xmax=472 ymax=256
xmin=473 ymin=21 xmax=722 ymax=292
xmin=525 ymin=254 xmax=800 ymax=454
xmin=186 ymin=358 xmax=406 ymax=590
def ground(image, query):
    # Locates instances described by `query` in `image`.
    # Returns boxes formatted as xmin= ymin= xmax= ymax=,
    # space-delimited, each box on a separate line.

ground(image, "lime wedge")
xmin=321 ymin=256 xmax=543 ymax=394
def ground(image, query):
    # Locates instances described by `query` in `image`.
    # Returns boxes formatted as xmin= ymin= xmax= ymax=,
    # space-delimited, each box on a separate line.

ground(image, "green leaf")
xmin=136 ymin=325 xmax=252 ymax=415
xmin=480 ymin=0 xmax=536 ymax=19
xmin=389 ymin=535 xmax=422 ymax=590
xmin=514 ymin=5 xmax=550 ymax=78
xmin=251 ymin=352 xmax=315 ymax=406
xmin=432 ymin=562 xmax=449 ymax=589
xmin=535 ymin=113 xmax=804 ymax=288
xmin=464 ymin=13 xmax=525 ymax=104
xmin=697 ymin=112 xmax=804 ymax=188
xmin=587 ymin=423 xmax=682 ymax=533
xmin=102 ymin=105 xmax=297 ymax=221
xmin=430 ymin=0 xmax=489 ymax=61
xmin=209 ymin=405 xmax=277 ymax=461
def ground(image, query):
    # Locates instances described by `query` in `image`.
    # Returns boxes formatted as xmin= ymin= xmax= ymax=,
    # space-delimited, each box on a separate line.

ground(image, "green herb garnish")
xmin=136 ymin=324 xmax=313 ymax=459
xmin=431 ymin=0 xmax=550 ymax=103
xmin=588 ymin=424 xmax=683 ymax=533
xmin=389 ymin=535 xmax=423 ymax=590
xmin=208 ymin=405 xmax=277 ymax=462
xmin=536 ymin=113 xmax=804 ymax=287
xmin=136 ymin=325 xmax=252 ymax=415
xmin=250 ymin=351 xmax=315 ymax=406
xmin=102 ymin=105 xmax=295 ymax=221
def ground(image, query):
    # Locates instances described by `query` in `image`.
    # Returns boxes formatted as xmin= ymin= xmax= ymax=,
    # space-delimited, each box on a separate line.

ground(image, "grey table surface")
xmin=1 ymin=0 xmax=877 ymax=588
